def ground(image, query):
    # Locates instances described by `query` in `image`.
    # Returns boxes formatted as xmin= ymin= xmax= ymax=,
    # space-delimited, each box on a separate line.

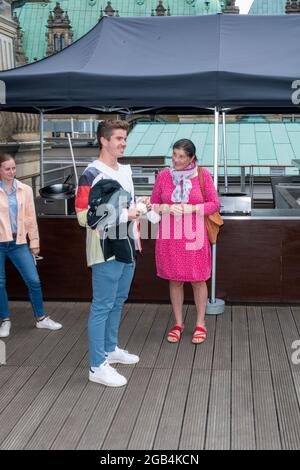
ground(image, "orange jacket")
xmin=0 ymin=179 xmax=39 ymax=248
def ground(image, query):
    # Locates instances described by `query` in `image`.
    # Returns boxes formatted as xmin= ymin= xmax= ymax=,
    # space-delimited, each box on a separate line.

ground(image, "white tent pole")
xmin=39 ymin=109 xmax=44 ymax=188
xmin=211 ymin=107 xmax=219 ymax=303
xmin=67 ymin=133 xmax=79 ymax=186
xmin=71 ymin=117 xmax=74 ymax=138
xmin=213 ymin=107 xmax=219 ymax=189
xmin=206 ymin=107 xmax=225 ymax=315
xmin=222 ymin=111 xmax=228 ymax=193
xmin=90 ymin=118 xmax=93 ymax=138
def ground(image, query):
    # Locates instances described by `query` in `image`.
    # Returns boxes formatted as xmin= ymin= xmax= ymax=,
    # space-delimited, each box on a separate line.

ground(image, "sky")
xmin=235 ymin=0 xmax=254 ymax=14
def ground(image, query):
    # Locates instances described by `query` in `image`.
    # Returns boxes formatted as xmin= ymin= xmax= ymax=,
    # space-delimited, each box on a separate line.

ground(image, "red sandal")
xmin=167 ymin=325 xmax=184 ymax=343
xmin=192 ymin=326 xmax=207 ymax=344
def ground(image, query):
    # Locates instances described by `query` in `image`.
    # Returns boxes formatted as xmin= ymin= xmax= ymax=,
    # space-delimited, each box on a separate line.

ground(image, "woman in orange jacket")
xmin=0 ymin=153 xmax=62 ymax=337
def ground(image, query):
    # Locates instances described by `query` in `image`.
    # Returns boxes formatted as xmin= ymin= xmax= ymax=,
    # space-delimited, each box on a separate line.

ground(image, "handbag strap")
xmin=197 ymin=166 xmax=206 ymax=202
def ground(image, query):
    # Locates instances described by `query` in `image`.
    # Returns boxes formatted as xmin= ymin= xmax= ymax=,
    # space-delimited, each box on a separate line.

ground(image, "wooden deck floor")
xmin=0 ymin=302 xmax=300 ymax=450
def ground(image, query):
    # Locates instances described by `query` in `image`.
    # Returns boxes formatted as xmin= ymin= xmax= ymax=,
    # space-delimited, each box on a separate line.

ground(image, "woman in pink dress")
xmin=150 ymin=139 xmax=220 ymax=344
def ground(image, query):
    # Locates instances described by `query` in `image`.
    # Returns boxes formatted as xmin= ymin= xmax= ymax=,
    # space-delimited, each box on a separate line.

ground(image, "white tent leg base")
xmin=206 ymin=298 xmax=225 ymax=315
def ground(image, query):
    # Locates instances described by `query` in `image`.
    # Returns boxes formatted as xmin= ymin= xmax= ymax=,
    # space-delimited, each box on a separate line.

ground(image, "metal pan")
xmin=39 ymin=175 xmax=75 ymax=200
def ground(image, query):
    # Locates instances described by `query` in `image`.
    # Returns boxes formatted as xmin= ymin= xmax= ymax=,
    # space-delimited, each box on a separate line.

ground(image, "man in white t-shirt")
xmin=76 ymin=120 xmax=141 ymax=387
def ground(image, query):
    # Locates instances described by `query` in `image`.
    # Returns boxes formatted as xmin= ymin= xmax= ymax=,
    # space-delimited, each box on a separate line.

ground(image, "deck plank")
xmin=173 ymin=306 xmax=196 ymax=370
xmin=155 ymin=306 xmax=188 ymax=370
xmin=20 ymin=303 xmax=83 ymax=367
xmin=153 ymin=367 xmax=192 ymax=450
xmin=25 ymin=360 xmax=88 ymax=450
xmin=193 ymin=314 xmax=216 ymax=370
xmin=51 ymin=374 xmax=109 ymax=450
xmin=128 ymin=368 xmax=172 ymax=450
xmin=205 ymin=306 xmax=232 ymax=450
xmin=0 ymin=302 xmax=300 ymax=449
xmin=0 ymin=334 xmax=87 ymax=450
xmin=0 ymin=308 xmax=88 ymax=449
xmin=74 ymin=368 xmax=133 ymax=450
xmin=179 ymin=369 xmax=211 ymax=450
xmin=138 ymin=305 xmax=170 ymax=368
xmin=231 ymin=306 xmax=256 ymax=450
xmin=247 ymin=306 xmax=281 ymax=449
xmin=118 ymin=303 xmax=146 ymax=348
xmin=263 ymin=306 xmax=300 ymax=450
xmin=101 ymin=368 xmax=153 ymax=450
xmin=122 ymin=304 xmax=158 ymax=359
xmin=205 ymin=369 xmax=231 ymax=450
xmin=5 ymin=302 xmax=71 ymax=365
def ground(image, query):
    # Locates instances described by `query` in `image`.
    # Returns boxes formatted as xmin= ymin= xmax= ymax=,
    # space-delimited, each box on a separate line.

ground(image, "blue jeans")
xmin=0 ymin=241 xmax=45 ymax=320
xmin=89 ymin=260 xmax=135 ymax=368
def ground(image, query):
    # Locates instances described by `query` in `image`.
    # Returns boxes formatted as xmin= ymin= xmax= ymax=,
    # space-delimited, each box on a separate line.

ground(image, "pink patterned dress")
xmin=150 ymin=168 xmax=220 ymax=282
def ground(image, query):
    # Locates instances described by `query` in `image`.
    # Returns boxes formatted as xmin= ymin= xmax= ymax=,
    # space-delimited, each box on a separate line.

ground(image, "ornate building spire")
xmin=46 ymin=2 xmax=73 ymax=56
xmin=104 ymin=1 xmax=116 ymax=16
xmin=285 ymin=1 xmax=300 ymax=13
xmin=222 ymin=0 xmax=240 ymax=14
xmin=100 ymin=1 xmax=120 ymax=18
xmin=13 ymin=12 xmax=27 ymax=65
xmin=155 ymin=0 xmax=167 ymax=16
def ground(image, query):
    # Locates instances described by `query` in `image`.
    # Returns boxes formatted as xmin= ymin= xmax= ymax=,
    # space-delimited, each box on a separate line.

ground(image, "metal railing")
xmin=18 ymin=162 xmax=300 ymax=200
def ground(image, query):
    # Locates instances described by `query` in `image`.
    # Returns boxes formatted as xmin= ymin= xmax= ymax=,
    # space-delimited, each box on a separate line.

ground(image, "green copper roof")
xmin=249 ymin=0 xmax=286 ymax=15
xmin=124 ymin=122 xmax=300 ymax=176
xmin=14 ymin=0 xmax=222 ymax=63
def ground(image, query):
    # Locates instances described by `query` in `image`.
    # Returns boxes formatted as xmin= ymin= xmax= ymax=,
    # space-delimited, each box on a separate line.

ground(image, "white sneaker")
xmin=89 ymin=361 xmax=127 ymax=387
xmin=36 ymin=316 xmax=62 ymax=330
xmin=0 ymin=320 xmax=11 ymax=338
xmin=106 ymin=346 xmax=139 ymax=365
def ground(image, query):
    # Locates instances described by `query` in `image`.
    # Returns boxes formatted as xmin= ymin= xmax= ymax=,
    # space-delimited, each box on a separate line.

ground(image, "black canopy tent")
xmin=1 ymin=14 xmax=300 ymax=313
xmin=1 ymin=14 xmax=300 ymax=113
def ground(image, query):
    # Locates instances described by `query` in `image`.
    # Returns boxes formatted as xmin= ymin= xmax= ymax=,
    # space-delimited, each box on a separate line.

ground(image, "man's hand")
xmin=128 ymin=208 xmax=142 ymax=221
xmin=31 ymin=247 xmax=40 ymax=256
xmin=138 ymin=196 xmax=152 ymax=211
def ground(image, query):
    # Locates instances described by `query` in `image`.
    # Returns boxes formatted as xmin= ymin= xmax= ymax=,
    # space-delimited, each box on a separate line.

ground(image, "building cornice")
xmin=0 ymin=15 xmax=17 ymax=37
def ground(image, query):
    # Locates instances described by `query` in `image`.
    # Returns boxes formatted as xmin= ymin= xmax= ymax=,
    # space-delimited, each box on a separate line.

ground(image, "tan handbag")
xmin=198 ymin=167 xmax=224 ymax=244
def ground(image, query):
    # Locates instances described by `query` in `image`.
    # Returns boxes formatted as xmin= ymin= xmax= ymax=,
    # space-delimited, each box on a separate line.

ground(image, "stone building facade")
xmin=0 ymin=0 xmax=15 ymax=70
xmin=0 ymin=0 xmax=38 ymax=142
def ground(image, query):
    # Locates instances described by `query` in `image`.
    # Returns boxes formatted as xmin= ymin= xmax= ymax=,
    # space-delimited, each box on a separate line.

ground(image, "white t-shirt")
xmin=91 ymin=160 xmax=134 ymax=198
xmin=89 ymin=159 xmax=137 ymax=231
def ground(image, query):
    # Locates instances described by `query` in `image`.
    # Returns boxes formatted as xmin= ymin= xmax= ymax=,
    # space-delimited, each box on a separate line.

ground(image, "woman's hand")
xmin=169 ymin=204 xmax=196 ymax=216
xmin=31 ymin=247 xmax=40 ymax=256
xmin=158 ymin=203 xmax=170 ymax=214
xmin=169 ymin=204 xmax=184 ymax=216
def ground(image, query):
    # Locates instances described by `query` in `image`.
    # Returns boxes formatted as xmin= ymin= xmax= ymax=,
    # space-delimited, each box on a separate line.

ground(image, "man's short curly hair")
xmin=96 ymin=120 xmax=129 ymax=149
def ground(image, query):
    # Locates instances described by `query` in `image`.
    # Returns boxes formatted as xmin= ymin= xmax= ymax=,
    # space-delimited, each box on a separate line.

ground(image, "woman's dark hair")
xmin=172 ymin=139 xmax=197 ymax=160
xmin=0 ymin=153 xmax=15 ymax=166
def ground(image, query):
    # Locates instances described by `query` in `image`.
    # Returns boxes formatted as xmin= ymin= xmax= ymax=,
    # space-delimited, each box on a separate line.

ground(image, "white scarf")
xmin=170 ymin=160 xmax=196 ymax=203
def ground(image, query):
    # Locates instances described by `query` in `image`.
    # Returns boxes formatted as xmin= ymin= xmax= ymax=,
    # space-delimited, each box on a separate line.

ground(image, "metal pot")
xmin=39 ymin=175 xmax=75 ymax=200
